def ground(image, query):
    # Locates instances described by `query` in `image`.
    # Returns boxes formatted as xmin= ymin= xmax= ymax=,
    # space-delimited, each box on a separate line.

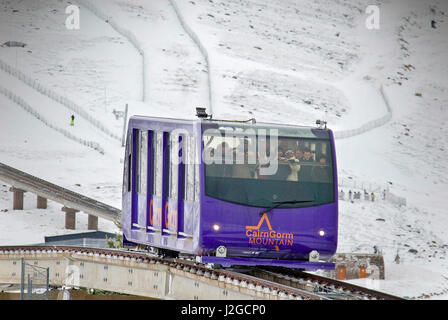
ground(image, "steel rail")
xmin=249 ymin=266 xmax=404 ymax=300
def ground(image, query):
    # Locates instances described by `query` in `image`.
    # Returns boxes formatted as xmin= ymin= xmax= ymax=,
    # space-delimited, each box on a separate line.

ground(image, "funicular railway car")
xmin=122 ymin=114 xmax=338 ymax=270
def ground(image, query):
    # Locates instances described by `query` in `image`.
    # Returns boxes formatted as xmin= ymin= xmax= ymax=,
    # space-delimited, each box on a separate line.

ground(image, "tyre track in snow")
xmin=169 ymin=0 xmax=213 ymax=115
xmin=75 ymin=0 xmax=146 ymax=103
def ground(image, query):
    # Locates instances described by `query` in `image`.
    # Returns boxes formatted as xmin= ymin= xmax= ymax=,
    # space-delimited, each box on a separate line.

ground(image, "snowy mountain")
xmin=0 ymin=0 xmax=447 ymax=299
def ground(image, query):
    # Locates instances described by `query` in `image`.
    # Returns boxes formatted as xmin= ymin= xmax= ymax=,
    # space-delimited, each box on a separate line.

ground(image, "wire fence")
xmin=20 ymin=258 xmax=49 ymax=300
xmin=338 ymin=177 xmax=406 ymax=206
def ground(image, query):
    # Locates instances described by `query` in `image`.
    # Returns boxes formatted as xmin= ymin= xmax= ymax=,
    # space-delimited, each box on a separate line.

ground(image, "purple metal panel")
xmin=329 ymin=129 xmax=339 ymax=252
xmin=162 ymin=132 xmax=170 ymax=236
xmin=123 ymin=118 xmax=200 ymax=253
xmin=131 ymin=129 xmax=138 ymax=229
xmin=129 ymin=116 xmax=195 ymax=134
xmin=146 ymin=130 xmax=154 ymax=232
xmin=199 ymin=197 xmax=337 ymax=261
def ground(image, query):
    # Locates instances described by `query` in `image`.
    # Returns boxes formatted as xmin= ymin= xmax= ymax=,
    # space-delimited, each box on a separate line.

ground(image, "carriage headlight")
xmin=318 ymin=230 xmax=325 ymax=237
xmin=212 ymin=224 xmax=220 ymax=231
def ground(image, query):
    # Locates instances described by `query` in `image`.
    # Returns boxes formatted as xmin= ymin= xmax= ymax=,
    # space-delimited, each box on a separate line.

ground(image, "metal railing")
xmin=20 ymin=258 xmax=49 ymax=300
xmin=0 ymin=162 xmax=121 ymax=224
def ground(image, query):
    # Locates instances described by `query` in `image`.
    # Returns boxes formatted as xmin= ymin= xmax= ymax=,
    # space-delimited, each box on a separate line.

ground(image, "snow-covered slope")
xmin=0 ymin=0 xmax=447 ymax=298
xmin=0 ymin=0 xmax=141 ymax=135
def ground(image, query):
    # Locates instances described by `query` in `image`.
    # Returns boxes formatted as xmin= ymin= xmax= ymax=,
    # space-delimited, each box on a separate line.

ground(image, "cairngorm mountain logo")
xmin=245 ymin=213 xmax=294 ymax=251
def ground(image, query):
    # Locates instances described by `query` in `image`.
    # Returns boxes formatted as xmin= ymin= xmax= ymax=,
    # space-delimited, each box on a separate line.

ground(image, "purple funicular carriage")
xmin=122 ymin=114 xmax=337 ymax=271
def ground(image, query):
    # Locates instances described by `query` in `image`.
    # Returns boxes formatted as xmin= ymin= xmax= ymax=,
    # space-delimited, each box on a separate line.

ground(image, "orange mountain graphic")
xmin=246 ymin=213 xmax=279 ymax=251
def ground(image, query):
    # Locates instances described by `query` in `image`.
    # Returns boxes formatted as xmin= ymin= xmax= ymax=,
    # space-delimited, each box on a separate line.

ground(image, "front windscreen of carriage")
xmin=202 ymin=122 xmax=334 ymax=208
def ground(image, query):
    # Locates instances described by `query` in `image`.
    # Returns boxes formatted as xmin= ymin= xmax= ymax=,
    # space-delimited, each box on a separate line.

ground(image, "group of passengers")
xmin=205 ymin=140 xmax=332 ymax=183
xmin=271 ymin=144 xmax=331 ymax=182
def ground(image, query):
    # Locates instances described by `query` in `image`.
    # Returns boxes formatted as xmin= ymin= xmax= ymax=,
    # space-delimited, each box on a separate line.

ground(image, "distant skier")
xmin=364 ymin=190 xmax=369 ymax=201
xmin=339 ymin=189 xmax=345 ymax=200
xmin=348 ymin=190 xmax=352 ymax=201
xmin=431 ymin=20 xmax=437 ymax=29
xmin=371 ymin=192 xmax=375 ymax=202
xmin=394 ymin=251 xmax=400 ymax=264
xmin=70 ymin=114 xmax=75 ymax=126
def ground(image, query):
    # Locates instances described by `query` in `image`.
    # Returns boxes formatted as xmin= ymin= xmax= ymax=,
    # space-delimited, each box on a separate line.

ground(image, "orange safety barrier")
xmin=359 ymin=266 xmax=367 ymax=278
xmin=336 ymin=265 xmax=346 ymax=280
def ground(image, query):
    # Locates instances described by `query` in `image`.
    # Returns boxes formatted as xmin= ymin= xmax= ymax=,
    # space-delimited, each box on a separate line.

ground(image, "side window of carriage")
xmin=153 ymin=131 xmax=164 ymax=197
xmin=185 ymin=135 xmax=195 ymax=202
xmin=134 ymin=129 xmax=141 ymax=194
xmin=184 ymin=135 xmax=200 ymax=203
xmin=169 ymin=133 xmax=179 ymax=200
xmin=139 ymin=130 xmax=148 ymax=196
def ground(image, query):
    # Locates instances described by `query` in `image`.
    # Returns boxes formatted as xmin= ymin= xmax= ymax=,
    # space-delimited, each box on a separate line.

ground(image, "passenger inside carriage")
xmin=284 ymin=149 xmax=301 ymax=181
xmin=299 ymin=147 xmax=314 ymax=182
xmin=232 ymin=139 xmax=257 ymax=179
xmin=311 ymin=156 xmax=332 ymax=183
xmin=202 ymin=127 xmax=334 ymax=207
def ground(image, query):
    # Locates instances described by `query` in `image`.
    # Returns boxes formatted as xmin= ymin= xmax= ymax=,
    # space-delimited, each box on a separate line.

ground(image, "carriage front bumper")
xmin=199 ymin=256 xmax=335 ymax=271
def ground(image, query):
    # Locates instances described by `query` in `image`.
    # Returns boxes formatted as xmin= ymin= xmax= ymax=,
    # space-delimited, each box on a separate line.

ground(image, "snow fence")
xmin=334 ymin=84 xmax=392 ymax=139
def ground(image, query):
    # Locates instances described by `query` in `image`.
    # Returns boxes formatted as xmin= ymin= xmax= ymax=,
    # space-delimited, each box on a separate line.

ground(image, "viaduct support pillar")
xmin=61 ymin=207 xmax=79 ymax=230
xmin=37 ymin=196 xmax=47 ymax=209
xmin=88 ymin=215 xmax=98 ymax=230
xmin=9 ymin=187 xmax=25 ymax=210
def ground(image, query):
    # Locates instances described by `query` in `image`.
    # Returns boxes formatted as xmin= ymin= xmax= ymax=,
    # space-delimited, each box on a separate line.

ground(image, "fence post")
xmin=46 ymin=268 xmax=50 ymax=300
xmin=20 ymin=258 xmax=25 ymax=300
xmin=27 ymin=274 xmax=32 ymax=300
xmin=121 ymin=103 xmax=128 ymax=147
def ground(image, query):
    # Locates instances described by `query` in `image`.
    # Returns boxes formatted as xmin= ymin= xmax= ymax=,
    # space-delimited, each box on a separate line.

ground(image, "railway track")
xmin=0 ymin=245 xmax=403 ymax=300
xmin=244 ymin=266 xmax=403 ymax=300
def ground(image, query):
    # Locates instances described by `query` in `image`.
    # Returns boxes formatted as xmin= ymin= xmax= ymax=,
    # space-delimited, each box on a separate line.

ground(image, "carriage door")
xmin=148 ymin=131 xmax=163 ymax=233
xmin=123 ymin=130 xmax=133 ymax=230
xmin=131 ymin=129 xmax=148 ymax=232
xmin=167 ymin=133 xmax=186 ymax=237
xmin=161 ymin=132 xmax=178 ymax=235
